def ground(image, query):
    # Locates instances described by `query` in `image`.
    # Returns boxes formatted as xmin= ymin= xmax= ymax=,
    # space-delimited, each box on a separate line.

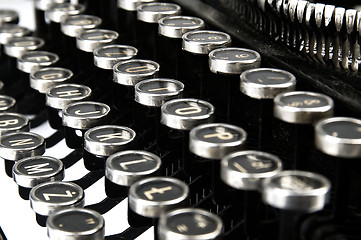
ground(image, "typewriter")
xmin=1 ymin=0 xmax=361 ymax=239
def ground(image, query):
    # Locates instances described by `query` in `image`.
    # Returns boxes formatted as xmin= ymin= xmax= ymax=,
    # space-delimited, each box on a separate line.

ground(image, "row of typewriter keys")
xmin=0 ymin=0 xmax=360 ymax=239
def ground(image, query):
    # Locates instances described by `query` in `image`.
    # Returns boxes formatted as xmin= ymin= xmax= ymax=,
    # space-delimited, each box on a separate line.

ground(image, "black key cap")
xmin=83 ymin=125 xmax=136 ymax=170
xmin=0 ymin=95 xmax=16 ymax=112
xmin=273 ymin=91 xmax=334 ymax=170
xmin=158 ymin=208 xmax=223 ymax=240
xmin=240 ymin=68 xmax=296 ymax=151
xmin=46 ymin=83 xmax=92 ymax=129
xmin=62 ymin=101 xmax=110 ymax=149
xmin=189 ymin=123 xmax=247 ymax=204
xmin=180 ymin=30 xmax=231 ymax=98
xmin=262 ymin=170 xmax=331 ymax=240
xmin=315 ymin=117 xmax=361 ymax=221
xmin=221 ymin=150 xmax=282 ymax=239
xmin=208 ymin=47 xmax=261 ymax=123
xmin=128 ymin=176 xmax=189 ymax=236
xmin=47 ymin=208 xmax=105 ymax=240
xmin=12 ymin=156 xmax=64 ymax=200
xmin=157 ymin=15 xmax=205 ymax=78
xmin=0 ymin=112 xmax=30 ymax=137
xmin=29 ymin=181 xmax=85 ymax=227
xmin=136 ymin=2 xmax=181 ymax=59
xmin=0 ymin=131 xmax=46 ymax=177
xmin=105 ymin=150 xmax=162 ymax=198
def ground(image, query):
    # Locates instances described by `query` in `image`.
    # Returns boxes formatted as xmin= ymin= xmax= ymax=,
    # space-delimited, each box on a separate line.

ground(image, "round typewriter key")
xmin=134 ymin=79 xmax=184 ymax=148
xmin=158 ymin=208 xmax=223 ymax=240
xmin=189 ymin=123 xmax=247 ymax=204
xmin=262 ymin=170 xmax=330 ymax=240
xmin=160 ymin=98 xmax=214 ymax=175
xmin=46 ymin=3 xmax=86 ymax=54
xmin=83 ymin=125 xmax=136 ymax=170
xmin=18 ymin=51 xmax=59 ymax=74
xmin=13 ymin=156 xmax=64 ymax=200
xmin=47 ymin=208 xmax=105 ymax=240
xmin=315 ymin=117 xmax=361 ymax=220
xmin=4 ymin=36 xmax=45 ymax=59
xmin=208 ymin=47 xmax=261 ymax=123
xmin=0 ymin=132 xmax=45 ymax=177
xmin=0 ymin=10 xmax=19 ymax=26
xmin=30 ymin=181 xmax=85 ymax=227
xmin=128 ymin=177 xmax=189 ymax=229
xmin=93 ymin=44 xmax=138 ymax=95
xmin=180 ymin=30 xmax=231 ymax=98
xmin=157 ymin=16 xmax=205 ymax=78
xmin=240 ymin=68 xmax=296 ymax=150
xmin=273 ymin=91 xmax=334 ymax=169
xmin=135 ymin=2 xmax=181 ymax=59
xmin=0 ymin=24 xmax=31 ymax=45
xmin=105 ymin=150 xmax=161 ymax=198
xmin=221 ymin=150 xmax=282 ymax=238
xmin=62 ymin=101 xmax=110 ymax=149
xmin=112 ymin=59 xmax=160 ymax=114
xmin=76 ymin=29 xmax=118 ymax=81
xmin=0 ymin=95 xmax=16 ymax=113
xmin=117 ymin=0 xmax=156 ymax=45
xmin=0 ymin=112 xmax=30 ymax=137
xmin=46 ymin=83 xmax=92 ymax=129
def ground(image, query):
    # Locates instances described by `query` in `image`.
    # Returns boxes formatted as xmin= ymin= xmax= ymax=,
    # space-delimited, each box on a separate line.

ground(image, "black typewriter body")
xmin=0 ymin=0 xmax=361 ymax=240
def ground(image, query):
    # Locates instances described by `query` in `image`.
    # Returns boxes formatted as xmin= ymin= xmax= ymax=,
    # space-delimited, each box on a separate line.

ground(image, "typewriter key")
xmin=262 ymin=170 xmax=330 ymax=240
xmin=0 ymin=131 xmax=45 ymax=177
xmin=13 ymin=156 xmax=64 ymax=200
xmin=47 ymin=208 xmax=105 ymax=240
xmin=158 ymin=16 xmax=205 ymax=78
xmin=60 ymin=14 xmax=102 ymax=63
xmin=117 ymin=0 xmax=156 ymax=45
xmin=134 ymin=78 xmax=184 ymax=149
xmin=46 ymin=83 xmax=92 ymax=129
xmin=93 ymin=44 xmax=138 ymax=96
xmin=0 ymin=10 xmax=19 ymax=26
xmin=105 ymin=150 xmax=161 ymax=198
xmin=189 ymin=123 xmax=247 ymax=204
xmin=0 ymin=24 xmax=31 ymax=46
xmin=112 ymin=59 xmax=160 ymax=118
xmin=76 ymin=29 xmax=118 ymax=81
xmin=161 ymin=98 xmax=214 ymax=176
xmin=30 ymin=181 xmax=85 ymax=227
xmin=62 ymin=101 xmax=110 ymax=149
xmin=46 ymin=3 xmax=86 ymax=53
xmin=128 ymin=177 xmax=189 ymax=232
xmin=83 ymin=125 xmax=136 ymax=170
xmin=0 ymin=112 xmax=30 ymax=137
xmin=315 ymin=117 xmax=361 ymax=220
xmin=158 ymin=208 xmax=223 ymax=240
xmin=0 ymin=95 xmax=16 ymax=113
xmin=35 ymin=0 xmax=68 ymax=40
xmin=273 ymin=91 xmax=334 ymax=170
xmin=240 ymin=68 xmax=296 ymax=150
xmin=221 ymin=150 xmax=282 ymax=238
xmin=181 ymin=30 xmax=231 ymax=98
xmin=208 ymin=47 xmax=261 ymax=123
xmin=136 ymin=2 xmax=181 ymax=59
